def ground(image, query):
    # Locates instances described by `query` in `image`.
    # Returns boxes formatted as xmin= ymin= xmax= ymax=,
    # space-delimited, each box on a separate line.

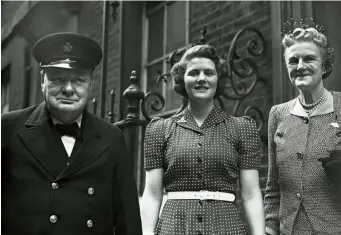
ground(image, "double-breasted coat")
xmin=1 ymin=102 xmax=142 ymax=235
xmin=264 ymin=91 xmax=341 ymax=235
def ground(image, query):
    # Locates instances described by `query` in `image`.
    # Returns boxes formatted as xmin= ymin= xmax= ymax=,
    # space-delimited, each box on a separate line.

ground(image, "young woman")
xmin=140 ymin=44 xmax=265 ymax=235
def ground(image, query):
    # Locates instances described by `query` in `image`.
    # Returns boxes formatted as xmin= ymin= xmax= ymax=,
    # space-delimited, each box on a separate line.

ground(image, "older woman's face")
xmin=284 ymin=41 xmax=324 ymax=91
xmin=184 ymin=57 xmax=218 ymax=101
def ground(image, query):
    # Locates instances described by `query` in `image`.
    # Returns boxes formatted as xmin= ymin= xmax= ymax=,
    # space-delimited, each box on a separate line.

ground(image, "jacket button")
xmin=197 ymin=143 xmax=202 ymax=148
xmin=303 ymin=117 xmax=309 ymax=124
xmin=197 ymin=174 xmax=203 ymax=179
xmin=296 ymin=153 xmax=303 ymax=160
xmin=88 ymin=187 xmax=95 ymax=195
xmin=50 ymin=215 xmax=58 ymax=223
xmin=197 ymin=215 xmax=203 ymax=222
xmin=52 ymin=182 xmax=59 ymax=189
xmin=87 ymin=220 xmax=93 ymax=228
xmin=296 ymin=193 xmax=302 ymax=199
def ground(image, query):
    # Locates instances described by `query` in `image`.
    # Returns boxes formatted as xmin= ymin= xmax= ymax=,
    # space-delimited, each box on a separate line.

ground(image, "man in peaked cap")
xmin=1 ymin=32 xmax=142 ymax=235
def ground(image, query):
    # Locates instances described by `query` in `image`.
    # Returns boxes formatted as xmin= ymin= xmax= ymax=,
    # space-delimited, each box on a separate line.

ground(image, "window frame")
xmin=141 ymin=0 xmax=190 ymax=117
xmin=1 ymin=65 xmax=11 ymax=113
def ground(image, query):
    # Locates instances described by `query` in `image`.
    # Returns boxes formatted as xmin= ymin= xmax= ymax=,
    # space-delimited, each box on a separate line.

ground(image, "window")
xmin=142 ymin=1 xmax=189 ymax=116
xmin=1 ymin=65 xmax=11 ymax=113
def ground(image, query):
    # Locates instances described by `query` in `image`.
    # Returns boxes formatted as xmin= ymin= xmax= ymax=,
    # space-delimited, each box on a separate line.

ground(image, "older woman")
xmin=140 ymin=45 xmax=265 ymax=235
xmin=264 ymin=27 xmax=341 ymax=235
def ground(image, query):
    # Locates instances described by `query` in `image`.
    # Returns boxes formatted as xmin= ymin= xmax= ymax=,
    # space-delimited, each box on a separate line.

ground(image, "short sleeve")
xmin=144 ymin=117 xmax=165 ymax=170
xmin=237 ymin=116 xmax=261 ymax=170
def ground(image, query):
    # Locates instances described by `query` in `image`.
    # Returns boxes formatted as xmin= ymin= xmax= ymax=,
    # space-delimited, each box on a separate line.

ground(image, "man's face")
xmin=41 ymin=67 xmax=93 ymax=114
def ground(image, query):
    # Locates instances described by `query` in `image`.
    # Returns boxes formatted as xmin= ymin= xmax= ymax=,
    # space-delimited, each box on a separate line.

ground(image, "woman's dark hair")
xmin=170 ymin=44 xmax=229 ymax=98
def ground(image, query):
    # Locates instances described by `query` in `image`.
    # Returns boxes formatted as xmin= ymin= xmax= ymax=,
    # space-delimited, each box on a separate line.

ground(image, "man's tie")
xmin=55 ymin=122 xmax=81 ymax=138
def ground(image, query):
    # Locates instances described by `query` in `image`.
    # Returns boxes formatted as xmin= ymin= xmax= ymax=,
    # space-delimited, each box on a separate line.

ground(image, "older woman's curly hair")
xmin=170 ymin=44 xmax=229 ymax=98
xmin=282 ymin=27 xmax=334 ymax=79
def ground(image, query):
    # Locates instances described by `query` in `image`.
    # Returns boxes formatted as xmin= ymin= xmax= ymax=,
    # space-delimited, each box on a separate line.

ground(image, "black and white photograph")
xmin=1 ymin=1 xmax=341 ymax=235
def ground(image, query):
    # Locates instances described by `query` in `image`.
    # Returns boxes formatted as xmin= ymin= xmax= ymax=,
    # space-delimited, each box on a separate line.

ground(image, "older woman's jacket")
xmin=264 ymin=91 xmax=341 ymax=235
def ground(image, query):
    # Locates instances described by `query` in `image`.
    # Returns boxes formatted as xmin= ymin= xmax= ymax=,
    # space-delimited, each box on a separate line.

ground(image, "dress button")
xmin=197 ymin=143 xmax=202 ymax=148
xmin=87 ymin=220 xmax=93 ymax=228
xmin=52 ymin=182 xmax=59 ymax=189
xmin=197 ymin=215 xmax=203 ymax=222
xmin=197 ymin=157 xmax=202 ymax=163
xmin=88 ymin=187 xmax=95 ymax=195
xmin=50 ymin=215 xmax=58 ymax=223
xmin=197 ymin=174 xmax=203 ymax=179
xmin=296 ymin=153 xmax=303 ymax=160
xmin=296 ymin=193 xmax=302 ymax=199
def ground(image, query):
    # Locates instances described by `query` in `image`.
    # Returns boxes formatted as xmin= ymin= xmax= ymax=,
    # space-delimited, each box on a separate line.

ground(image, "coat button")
xmin=197 ymin=215 xmax=203 ymax=222
xmin=50 ymin=215 xmax=58 ymax=223
xmin=197 ymin=157 xmax=202 ymax=163
xmin=52 ymin=182 xmax=59 ymax=189
xmin=197 ymin=143 xmax=202 ymax=148
xmin=296 ymin=193 xmax=302 ymax=199
xmin=198 ymin=200 xmax=203 ymax=206
xmin=197 ymin=231 xmax=202 ymax=235
xmin=88 ymin=187 xmax=95 ymax=195
xmin=197 ymin=174 xmax=203 ymax=179
xmin=87 ymin=220 xmax=93 ymax=228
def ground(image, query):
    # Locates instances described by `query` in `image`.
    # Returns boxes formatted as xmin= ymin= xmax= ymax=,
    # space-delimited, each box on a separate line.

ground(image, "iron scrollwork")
xmin=141 ymin=91 xmax=166 ymax=122
xmin=140 ymin=26 xmax=209 ymax=121
xmin=140 ymin=26 xmax=267 ymax=132
xmin=218 ymin=27 xmax=267 ymax=131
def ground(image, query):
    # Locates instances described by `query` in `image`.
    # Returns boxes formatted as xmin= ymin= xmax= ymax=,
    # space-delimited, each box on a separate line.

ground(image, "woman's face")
xmin=284 ymin=41 xmax=324 ymax=92
xmin=184 ymin=57 xmax=218 ymax=101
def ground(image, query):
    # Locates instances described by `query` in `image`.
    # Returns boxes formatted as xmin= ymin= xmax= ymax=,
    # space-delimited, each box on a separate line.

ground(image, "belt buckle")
xmin=213 ymin=193 xmax=220 ymax=200
xmin=199 ymin=190 xmax=209 ymax=200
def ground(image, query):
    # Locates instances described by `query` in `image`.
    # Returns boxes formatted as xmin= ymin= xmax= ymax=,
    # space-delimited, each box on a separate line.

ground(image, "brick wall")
xmin=71 ymin=1 xmax=122 ymax=120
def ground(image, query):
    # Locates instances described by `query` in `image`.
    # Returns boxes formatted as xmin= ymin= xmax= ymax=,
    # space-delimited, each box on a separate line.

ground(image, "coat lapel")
xmin=56 ymin=111 xmax=109 ymax=180
xmin=17 ymin=102 xmax=70 ymax=179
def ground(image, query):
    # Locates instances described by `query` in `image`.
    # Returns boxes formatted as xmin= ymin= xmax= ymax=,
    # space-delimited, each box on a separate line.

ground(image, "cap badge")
xmin=63 ymin=42 xmax=73 ymax=54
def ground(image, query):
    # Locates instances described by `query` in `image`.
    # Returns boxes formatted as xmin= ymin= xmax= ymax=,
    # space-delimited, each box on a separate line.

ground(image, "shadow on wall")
xmin=312 ymin=1 xmax=341 ymax=92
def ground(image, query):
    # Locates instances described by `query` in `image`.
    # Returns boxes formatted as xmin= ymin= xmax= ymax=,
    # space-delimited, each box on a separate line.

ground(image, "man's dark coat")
xmin=1 ymin=102 xmax=142 ymax=235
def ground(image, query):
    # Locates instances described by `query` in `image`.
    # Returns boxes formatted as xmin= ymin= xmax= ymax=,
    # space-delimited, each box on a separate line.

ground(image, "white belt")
xmin=167 ymin=191 xmax=235 ymax=202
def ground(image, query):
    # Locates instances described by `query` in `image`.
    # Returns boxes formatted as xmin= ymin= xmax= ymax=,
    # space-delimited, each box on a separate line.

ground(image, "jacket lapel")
xmin=56 ymin=111 xmax=108 ymax=180
xmin=17 ymin=102 xmax=69 ymax=179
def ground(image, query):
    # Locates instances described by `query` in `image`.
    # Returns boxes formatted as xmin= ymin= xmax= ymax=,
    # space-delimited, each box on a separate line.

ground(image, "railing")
xmin=91 ymin=25 xmax=267 ymax=195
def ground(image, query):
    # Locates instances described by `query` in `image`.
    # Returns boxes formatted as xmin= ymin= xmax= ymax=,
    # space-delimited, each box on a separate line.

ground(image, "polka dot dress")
xmin=144 ymin=106 xmax=261 ymax=235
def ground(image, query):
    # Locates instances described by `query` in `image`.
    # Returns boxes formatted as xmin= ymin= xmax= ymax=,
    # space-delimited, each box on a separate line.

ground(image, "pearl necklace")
xmin=299 ymin=90 xmax=328 ymax=116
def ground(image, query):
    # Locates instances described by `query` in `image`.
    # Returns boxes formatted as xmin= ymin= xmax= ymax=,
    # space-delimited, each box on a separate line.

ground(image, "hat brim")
xmin=41 ymin=63 xmax=78 ymax=69
xmin=40 ymin=60 xmax=94 ymax=70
